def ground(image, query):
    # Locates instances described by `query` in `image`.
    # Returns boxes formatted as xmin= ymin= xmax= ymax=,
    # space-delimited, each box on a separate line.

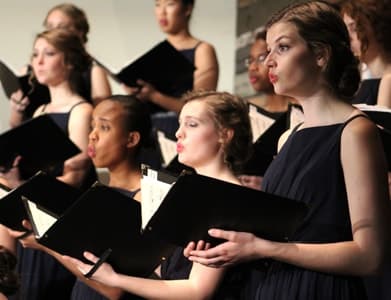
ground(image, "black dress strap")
xmin=341 ymin=113 xmax=369 ymax=130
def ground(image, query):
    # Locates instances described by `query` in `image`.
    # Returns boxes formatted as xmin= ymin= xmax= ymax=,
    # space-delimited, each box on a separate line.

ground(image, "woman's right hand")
xmin=10 ymin=90 xmax=30 ymax=113
xmin=64 ymin=251 xmax=119 ymax=287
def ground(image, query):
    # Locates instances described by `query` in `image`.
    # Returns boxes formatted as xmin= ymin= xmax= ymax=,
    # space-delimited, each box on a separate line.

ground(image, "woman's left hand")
xmin=0 ymin=156 xmax=23 ymax=189
xmin=134 ymin=79 xmax=158 ymax=102
xmin=186 ymin=228 xmax=268 ymax=268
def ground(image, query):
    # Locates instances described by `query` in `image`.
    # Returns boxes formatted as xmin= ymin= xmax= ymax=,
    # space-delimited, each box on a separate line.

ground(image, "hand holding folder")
xmin=141 ymin=165 xmax=308 ymax=247
xmin=92 ymin=40 xmax=195 ymax=95
xmin=23 ymin=183 xmax=175 ymax=277
xmin=0 ymin=60 xmax=50 ymax=116
xmin=0 ymin=114 xmax=81 ymax=178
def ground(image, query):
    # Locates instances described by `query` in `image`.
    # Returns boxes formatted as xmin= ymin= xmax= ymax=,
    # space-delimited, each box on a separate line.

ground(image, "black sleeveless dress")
xmin=249 ymin=116 xmax=368 ymax=300
xmin=11 ymin=102 xmax=96 ymax=300
xmin=70 ymin=188 xmax=145 ymax=300
xmin=352 ymin=78 xmax=380 ymax=105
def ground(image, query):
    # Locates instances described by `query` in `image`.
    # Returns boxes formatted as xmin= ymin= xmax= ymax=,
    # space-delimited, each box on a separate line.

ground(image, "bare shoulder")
xmin=342 ymin=115 xmax=379 ymax=141
xmin=196 ymin=41 xmax=217 ymax=56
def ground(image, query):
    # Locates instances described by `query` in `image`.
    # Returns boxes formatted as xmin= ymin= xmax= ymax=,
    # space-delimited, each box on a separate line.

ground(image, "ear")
xmin=219 ymin=128 xmax=234 ymax=146
xmin=126 ymin=132 xmax=141 ymax=149
xmin=184 ymin=4 xmax=193 ymax=18
xmin=315 ymin=45 xmax=331 ymax=70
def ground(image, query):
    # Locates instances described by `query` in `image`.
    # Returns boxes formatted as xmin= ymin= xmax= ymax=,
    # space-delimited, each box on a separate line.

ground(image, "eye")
xmin=278 ymin=44 xmax=289 ymax=53
xmin=257 ymin=52 xmax=268 ymax=63
xmin=185 ymin=120 xmax=198 ymax=128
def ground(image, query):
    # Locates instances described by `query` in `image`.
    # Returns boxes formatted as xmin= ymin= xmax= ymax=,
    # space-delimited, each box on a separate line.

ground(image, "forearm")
xmin=150 ymin=92 xmax=184 ymax=114
xmin=105 ymin=263 xmax=222 ymax=300
xmin=264 ymin=239 xmax=383 ymax=276
xmin=111 ymin=275 xmax=211 ymax=300
xmin=43 ymin=247 xmax=123 ymax=300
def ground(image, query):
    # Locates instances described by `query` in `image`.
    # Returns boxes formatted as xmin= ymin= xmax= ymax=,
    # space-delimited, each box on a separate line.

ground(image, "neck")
xmin=365 ymin=49 xmax=391 ymax=78
xmin=166 ymin=27 xmax=192 ymax=47
xmin=195 ymin=162 xmax=239 ymax=185
xmin=48 ymin=82 xmax=77 ymax=106
xmin=297 ymin=91 xmax=354 ymax=127
xmin=262 ymin=92 xmax=290 ymax=112
xmin=108 ymin=162 xmax=141 ymax=192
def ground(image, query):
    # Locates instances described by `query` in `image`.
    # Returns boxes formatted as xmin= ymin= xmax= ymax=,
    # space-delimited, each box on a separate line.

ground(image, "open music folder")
xmin=0 ymin=171 xmax=81 ymax=232
xmin=23 ymin=183 xmax=176 ymax=277
xmin=92 ymin=40 xmax=195 ymax=96
xmin=141 ymin=165 xmax=308 ymax=247
xmin=0 ymin=60 xmax=50 ymax=116
xmin=355 ymin=103 xmax=391 ymax=170
xmin=0 ymin=114 xmax=81 ymax=178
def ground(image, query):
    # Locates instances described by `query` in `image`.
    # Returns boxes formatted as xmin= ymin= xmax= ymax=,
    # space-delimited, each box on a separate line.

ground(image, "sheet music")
xmin=354 ymin=103 xmax=391 ymax=113
xmin=157 ymin=130 xmax=177 ymax=166
xmin=0 ymin=186 xmax=9 ymax=198
xmin=141 ymin=168 xmax=174 ymax=230
xmin=249 ymin=104 xmax=275 ymax=142
xmin=289 ymin=105 xmax=305 ymax=129
xmin=24 ymin=198 xmax=57 ymax=238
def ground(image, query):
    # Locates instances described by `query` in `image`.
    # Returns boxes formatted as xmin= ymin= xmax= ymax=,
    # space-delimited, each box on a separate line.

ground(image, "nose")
xmin=264 ymin=52 xmax=275 ymax=68
xmin=175 ymin=125 xmax=183 ymax=140
xmin=89 ymin=127 xmax=97 ymax=142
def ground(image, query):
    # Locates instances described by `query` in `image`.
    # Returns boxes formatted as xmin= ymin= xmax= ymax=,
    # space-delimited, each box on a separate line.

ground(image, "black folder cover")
xmin=243 ymin=111 xmax=289 ymax=175
xmin=93 ymin=40 xmax=195 ymax=95
xmin=0 ymin=172 xmax=81 ymax=231
xmin=32 ymin=184 xmax=175 ymax=277
xmin=144 ymin=172 xmax=308 ymax=246
xmin=0 ymin=61 xmax=50 ymax=116
xmin=0 ymin=114 xmax=81 ymax=178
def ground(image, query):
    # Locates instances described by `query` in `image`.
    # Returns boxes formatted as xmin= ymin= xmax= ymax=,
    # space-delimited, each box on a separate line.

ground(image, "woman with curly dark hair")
xmin=340 ymin=0 xmax=391 ymax=107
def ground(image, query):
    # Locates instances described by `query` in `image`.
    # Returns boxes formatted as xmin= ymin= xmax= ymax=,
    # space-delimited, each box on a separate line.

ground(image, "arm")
xmin=377 ymin=73 xmax=391 ymax=108
xmin=7 ymin=222 xmax=123 ymax=300
xmin=0 ymin=225 xmax=15 ymax=254
xmin=188 ymin=118 xmax=390 ymax=276
xmin=9 ymin=90 xmax=30 ymax=128
xmin=126 ymin=41 xmax=219 ymax=114
xmin=57 ymin=103 xmax=93 ymax=188
xmin=90 ymin=64 xmax=112 ymax=106
xmin=66 ymin=251 xmax=225 ymax=300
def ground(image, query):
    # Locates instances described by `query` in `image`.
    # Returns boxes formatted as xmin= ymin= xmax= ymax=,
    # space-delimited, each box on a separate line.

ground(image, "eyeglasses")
xmin=244 ymin=52 xmax=268 ymax=68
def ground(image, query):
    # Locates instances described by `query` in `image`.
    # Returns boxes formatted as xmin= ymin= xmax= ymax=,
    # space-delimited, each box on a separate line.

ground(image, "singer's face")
xmin=88 ymin=100 xmax=131 ymax=169
xmin=154 ymin=0 xmax=190 ymax=34
xmin=176 ymin=100 xmax=223 ymax=170
xmin=31 ymin=38 xmax=69 ymax=86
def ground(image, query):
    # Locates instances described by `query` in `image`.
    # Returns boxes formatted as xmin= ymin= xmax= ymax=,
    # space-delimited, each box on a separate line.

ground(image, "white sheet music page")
xmin=157 ymin=130 xmax=177 ymax=166
xmin=141 ymin=168 xmax=174 ymax=230
xmin=289 ymin=105 xmax=305 ymax=129
xmin=24 ymin=197 xmax=57 ymax=238
xmin=249 ymin=104 xmax=275 ymax=142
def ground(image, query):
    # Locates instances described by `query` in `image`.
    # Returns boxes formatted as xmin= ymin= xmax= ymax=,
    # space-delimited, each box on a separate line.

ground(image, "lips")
xmin=269 ymin=73 xmax=278 ymax=84
xmin=249 ymin=76 xmax=258 ymax=84
xmin=87 ymin=146 xmax=96 ymax=158
xmin=176 ymin=143 xmax=184 ymax=153
xmin=159 ymin=19 xmax=168 ymax=26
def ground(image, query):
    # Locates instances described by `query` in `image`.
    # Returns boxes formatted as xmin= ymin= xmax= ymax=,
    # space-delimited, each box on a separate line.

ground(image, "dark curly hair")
xmin=43 ymin=3 xmax=90 ymax=44
xmin=0 ymin=246 xmax=19 ymax=296
xmin=266 ymin=0 xmax=360 ymax=101
xmin=181 ymin=90 xmax=253 ymax=174
xmin=32 ymin=28 xmax=92 ymax=95
xmin=339 ymin=0 xmax=391 ymax=57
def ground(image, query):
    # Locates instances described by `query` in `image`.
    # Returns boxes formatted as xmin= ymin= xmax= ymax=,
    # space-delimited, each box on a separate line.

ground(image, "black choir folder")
xmin=0 ymin=171 xmax=81 ymax=232
xmin=141 ymin=166 xmax=308 ymax=247
xmin=0 ymin=114 xmax=80 ymax=178
xmin=92 ymin=40 xmax=195 ymax=95
xmin=23 ymin=183 xmax=176 ymax=277
xmin=0 ymin=60 xmax=50 ymax=116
